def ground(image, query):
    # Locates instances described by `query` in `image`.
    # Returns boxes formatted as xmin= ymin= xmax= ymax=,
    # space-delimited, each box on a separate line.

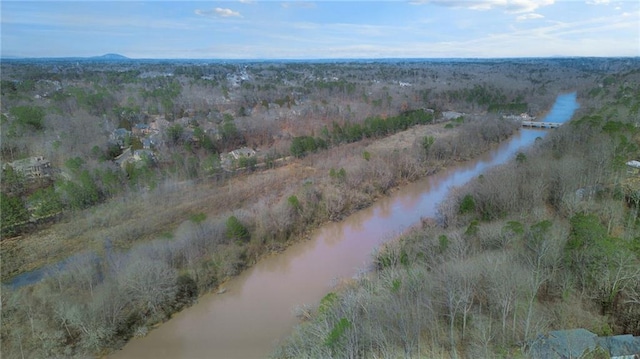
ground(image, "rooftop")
xmin=529 ymin=329 xmax=640 ymax=359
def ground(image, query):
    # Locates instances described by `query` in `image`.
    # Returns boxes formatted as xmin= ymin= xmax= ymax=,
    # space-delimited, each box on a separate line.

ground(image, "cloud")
xmin=516 ymin=13 xmax=544 ymax=21
xmin=587 ymin=0 xmax=610 ymax=4
xmin=411 ymin=0 xmax=555 ymax=13
xmin=195 ymin=8 xmax=242 ymax=18
xmin=238 ymin=0 xmax=255 ymax=3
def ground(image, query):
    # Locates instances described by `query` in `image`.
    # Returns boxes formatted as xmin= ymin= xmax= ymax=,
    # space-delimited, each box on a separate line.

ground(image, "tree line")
xmin=290 ymin=109 xmax=435 ymax=157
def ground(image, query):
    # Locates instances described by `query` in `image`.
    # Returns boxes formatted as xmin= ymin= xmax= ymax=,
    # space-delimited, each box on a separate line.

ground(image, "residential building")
xmin=529 ymin=329 xmax=640 ymax=359
xmin=626 ymin=160 xmax=640 ymax=175
xmin=5 ymin=156 xmax=51 ymax=179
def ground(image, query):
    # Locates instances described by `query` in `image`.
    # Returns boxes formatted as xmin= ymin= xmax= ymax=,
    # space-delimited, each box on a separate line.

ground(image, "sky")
xmin=1 ymin=0 xmax=639 ymax=59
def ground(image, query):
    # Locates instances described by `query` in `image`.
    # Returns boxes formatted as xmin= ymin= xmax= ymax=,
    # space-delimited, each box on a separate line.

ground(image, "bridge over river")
xmin=522 ymin=120 xmax=563 ymax=128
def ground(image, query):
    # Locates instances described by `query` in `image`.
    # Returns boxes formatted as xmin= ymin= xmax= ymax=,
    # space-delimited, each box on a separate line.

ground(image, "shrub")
xmin=225 ymin=215 xmax=250 ymax=242
xmin=173 ymin=274 xmax=198 ymax=311
xmin=459 ymin=194 xmax=476 ymax=214
xmin=0 ymin=193 xmax=28 ymax=236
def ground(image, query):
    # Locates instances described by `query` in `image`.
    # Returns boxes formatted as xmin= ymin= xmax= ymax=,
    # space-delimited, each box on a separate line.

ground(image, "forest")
xmin=1 ymin=57 xmax=639 ymax=358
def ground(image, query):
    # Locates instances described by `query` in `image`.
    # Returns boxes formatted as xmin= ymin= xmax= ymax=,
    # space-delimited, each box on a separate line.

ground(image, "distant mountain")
xmin=90 ymin=53 xmax=129 ymax=60
xmin=0 ymin=53 xmax=132 ymax=63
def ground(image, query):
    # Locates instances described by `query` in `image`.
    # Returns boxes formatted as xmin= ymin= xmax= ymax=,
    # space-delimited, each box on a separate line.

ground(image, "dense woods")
xmin=1 ymin=58 xmax=639 ymax=358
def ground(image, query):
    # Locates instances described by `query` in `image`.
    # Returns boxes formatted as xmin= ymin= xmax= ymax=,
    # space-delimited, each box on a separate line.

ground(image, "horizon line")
xmin=3 ymin=55 xmax=639 ymax=61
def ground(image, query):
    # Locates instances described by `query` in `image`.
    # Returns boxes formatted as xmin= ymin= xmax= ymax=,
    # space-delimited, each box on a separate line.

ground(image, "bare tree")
xmin=438 ymin=260 xmax=476 ymax=356
xmin=594 ymin=252 xmax=640 ymax=314
xmin=324 ymin=185 xmax=347 ymax=221
xmin=482 ymin=253 xmax=523 ymax=344
xmin=519 ymin=222 xmax=566 ymax=340
xmin=118 ymin=257 xmax=178 ymax=315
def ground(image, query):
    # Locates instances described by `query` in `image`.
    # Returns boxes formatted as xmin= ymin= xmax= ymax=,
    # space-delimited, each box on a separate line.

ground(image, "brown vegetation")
xmin=1 ymin=58 xmax=638 ymax=358
xmin=274 ymin=66 xmax=640 ymax=358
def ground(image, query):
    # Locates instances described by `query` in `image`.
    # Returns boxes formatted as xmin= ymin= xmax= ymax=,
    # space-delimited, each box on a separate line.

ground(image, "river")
xmin=112 ymin=93 xmax=579 ymax=359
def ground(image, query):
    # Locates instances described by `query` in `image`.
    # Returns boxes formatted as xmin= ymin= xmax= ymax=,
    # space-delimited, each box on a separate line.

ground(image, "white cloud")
xmin=506 ymin=0 xmax=555 ymax=13
xmin=411 ymin=0 xmax=555 ymax=13
xmin=238 ymin=0 xmax=255 ymax=4
xmin=216 ymin=8 xmax=242 ymax=17
xmin=517 ymin=13 xmax=544 ymax=21
xmin=587 ymin=0 xmax=610 ymax=5
xmin=195 ymin=8 xmax=242 ymax=18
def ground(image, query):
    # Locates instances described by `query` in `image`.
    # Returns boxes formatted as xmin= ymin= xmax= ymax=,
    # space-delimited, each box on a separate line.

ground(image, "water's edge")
xmin=112 ymin=93 xmax=579 ymax=359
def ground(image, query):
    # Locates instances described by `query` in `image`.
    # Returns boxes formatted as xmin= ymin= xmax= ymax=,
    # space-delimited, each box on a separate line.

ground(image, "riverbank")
xmin=1 ymin=115 xmax=520 ymax=358
xmin=276 ymin=91 xmax=640 ymax=358
xmin=110 ymin=120 xmax=529 ymax=359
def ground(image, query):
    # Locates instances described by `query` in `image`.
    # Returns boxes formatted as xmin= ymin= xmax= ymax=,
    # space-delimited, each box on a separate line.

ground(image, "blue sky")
xmin=1 ymin=0 xmax=639 ymax=58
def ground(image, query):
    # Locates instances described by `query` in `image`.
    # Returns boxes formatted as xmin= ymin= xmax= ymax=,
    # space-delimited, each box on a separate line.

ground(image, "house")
xmin=132 ymin=123 xmax=151 ymax=136
xmin=529 ymin=329 xmax=640 ymax=359
xmin=599 ymin=334 xmax=640 ymax=359
xmin=503 ymin=113 xmax=536 ymax=121
xmin=114 ymin=148 xmax=156 ymax=170
xmin=5 ymin=156 xmax=51 ymax=179
xmin=220 ymin=147 xmax=257 ymax=171
xmin=229 ymin=147 xmax=256 ymax=160
xmin=626 ymin=160 xmax=640 ymax=175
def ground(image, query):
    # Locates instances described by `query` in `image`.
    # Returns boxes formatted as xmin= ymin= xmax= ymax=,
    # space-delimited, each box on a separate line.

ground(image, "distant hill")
xmin=90 ymin=53 xmax=129 ymax=60
xmin=1 ymin=53 xmax=132 ymax=63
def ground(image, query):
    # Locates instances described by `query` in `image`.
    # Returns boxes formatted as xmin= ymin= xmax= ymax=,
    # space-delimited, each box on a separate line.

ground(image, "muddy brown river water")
xmin=111 ymin=130 xmax=547 ymax=359
xmin=112 ymin=92 xmax=579 ymax=359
